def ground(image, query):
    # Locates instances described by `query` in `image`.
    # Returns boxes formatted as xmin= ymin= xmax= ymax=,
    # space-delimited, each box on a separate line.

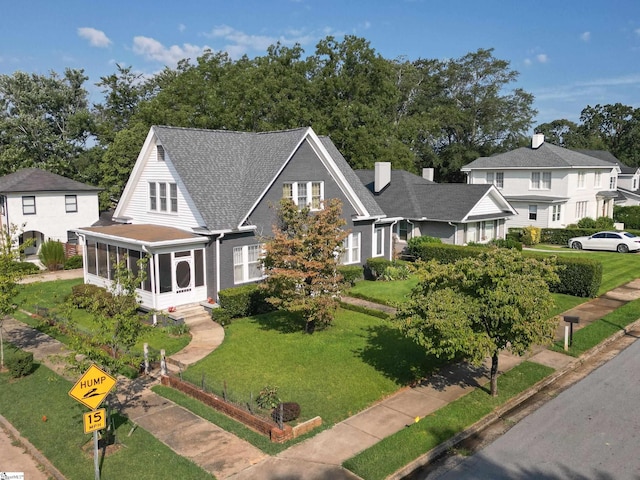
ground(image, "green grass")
xmin=182 ymin=308 xmax=441 ymax=426
xmin=347 ymin=277 xmax=418 ymax=306
xmin=343 ymin=361 xmax=554 ymax=480
xmin=11 ymin=279 xmax=190 ymax=355
xmin=0 ymin=362 xmax=213 ymax=480
xmin=551 ymin=297 xmax=640 ymax=356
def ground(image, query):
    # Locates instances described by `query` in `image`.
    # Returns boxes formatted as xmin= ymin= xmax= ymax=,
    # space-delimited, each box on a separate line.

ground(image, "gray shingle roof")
xmin=576 ymin=149 xmax=637 ymax=174
xmin=152 ymin=126 xmax=382 ymax=230
xmin=462 ymin=143 xmax=618 ymax=170
xmin=0 ymin=168 xmax=100 ymax=193
xmin=355 ymin=170 xmax=502 ymax=222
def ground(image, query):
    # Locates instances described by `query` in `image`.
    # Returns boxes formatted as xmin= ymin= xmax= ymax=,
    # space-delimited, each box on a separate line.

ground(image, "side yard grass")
xmin=0 ymin=361 xmax=213 ymax=480
xmin=343 ymin=361 xmax=554 ymax=480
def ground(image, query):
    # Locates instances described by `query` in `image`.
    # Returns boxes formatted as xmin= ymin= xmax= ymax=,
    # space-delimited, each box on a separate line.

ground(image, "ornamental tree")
xmin=261 ymin=198 xmax=349 ymax=333
xmin=394 ymin=248 xmax=559 ymax=396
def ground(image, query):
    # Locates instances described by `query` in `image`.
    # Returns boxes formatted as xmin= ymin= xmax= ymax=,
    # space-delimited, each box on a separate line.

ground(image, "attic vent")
xmin=157 ymin=145 xmax=165 ymax=161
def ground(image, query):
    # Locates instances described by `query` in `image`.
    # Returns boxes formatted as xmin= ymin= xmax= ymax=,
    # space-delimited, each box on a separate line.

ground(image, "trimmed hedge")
xmin=6 ymin=349 xmax=34 ymax=378
xmin=407 ymin=243 xmax=601 ymax=298
xmin=338 ymin=265 xmax=364 ymax=286
xmin=64 ymin=254 xmax=83 ymax=270
xmin=213 ymin=283 xmax=274 ymax=325
xmin=509 ymin=227 xmax=640 ymax=246
xmin=365 ymin=258 xmax=411 ymax=280
xmin=11 ymin=261 xmax=41 ymax=275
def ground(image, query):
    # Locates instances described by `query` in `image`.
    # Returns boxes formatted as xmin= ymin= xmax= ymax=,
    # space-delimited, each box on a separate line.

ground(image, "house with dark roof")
xmin=75 ymin=126 xmax=392 ymax=310
xmin=0 ymin=168 xmax=100 ymax=255
xmin=355 ymin=163 xmax=516 ymax=251
xmin=460 ymin=134 xmax=621 ymax=228
xmin=576 ymin=149 xmax=640 ymax=206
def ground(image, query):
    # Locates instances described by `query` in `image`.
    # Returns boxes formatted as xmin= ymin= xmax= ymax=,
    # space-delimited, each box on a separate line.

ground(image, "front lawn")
xmin=0 ymin=362 xmax=213 ymax=480
xmin=182 ymin=308 xmax=440 ymax=426
xmin=347 ymin=276 xmax=418 ymax=306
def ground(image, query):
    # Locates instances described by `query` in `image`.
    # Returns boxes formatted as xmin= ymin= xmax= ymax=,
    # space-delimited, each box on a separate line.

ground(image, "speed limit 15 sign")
xmin=83 ymin=408 xmax=106 ymax=434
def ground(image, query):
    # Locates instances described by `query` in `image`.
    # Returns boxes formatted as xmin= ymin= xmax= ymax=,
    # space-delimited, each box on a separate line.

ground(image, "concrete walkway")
xmin=4 ymin=273 xmax=640 ymax=479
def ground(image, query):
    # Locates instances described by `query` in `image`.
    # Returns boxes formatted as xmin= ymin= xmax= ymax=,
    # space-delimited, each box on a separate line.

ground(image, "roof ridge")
xmin=153 ymin=125 xmax=309 ymax=135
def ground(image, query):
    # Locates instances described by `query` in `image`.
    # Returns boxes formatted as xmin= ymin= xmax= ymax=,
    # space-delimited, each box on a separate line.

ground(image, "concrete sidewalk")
xmin=4 ymin=277 xmax=640 ymax=479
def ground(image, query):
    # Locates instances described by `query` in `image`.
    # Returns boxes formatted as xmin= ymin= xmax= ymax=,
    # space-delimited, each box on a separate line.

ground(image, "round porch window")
xmin=176 ymin=261 xmax=191 ymax=288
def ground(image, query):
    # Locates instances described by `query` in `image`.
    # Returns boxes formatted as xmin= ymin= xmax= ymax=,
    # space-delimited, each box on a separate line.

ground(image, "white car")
xmin=568 ymin=231 xmax=640 ymax=253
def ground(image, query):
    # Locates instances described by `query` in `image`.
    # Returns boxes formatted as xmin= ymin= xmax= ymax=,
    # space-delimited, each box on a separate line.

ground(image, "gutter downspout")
xmin=215 ymin=232 xmax=226 ymax=303
xmin=76 ymin=233 xmax=88 ymax=284
xmin=448 ymin=222 xmax=458 ymax=245
xmin=389 ymin=219 xmax=399 ymax=260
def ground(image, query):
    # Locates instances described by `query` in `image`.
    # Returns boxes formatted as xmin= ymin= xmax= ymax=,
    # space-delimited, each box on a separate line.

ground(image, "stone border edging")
xmin=0 ymin=413 xmax=66 ymax=480
xmin=386 ymin=317 xmax=640 ymax=480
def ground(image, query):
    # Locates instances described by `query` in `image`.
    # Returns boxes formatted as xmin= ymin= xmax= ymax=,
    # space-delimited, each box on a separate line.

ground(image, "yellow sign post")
xmin=68 ymin=364 xmax=117 ymax=410
xmin=83 ymin=408 xmax=107 ymax=434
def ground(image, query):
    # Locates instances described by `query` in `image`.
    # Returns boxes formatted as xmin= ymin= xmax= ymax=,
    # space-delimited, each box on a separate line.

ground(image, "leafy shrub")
xmin=338 ymin=265 xmax=363 ymax=286
xmin=365 ymin=257 xmax=393 ymax=279
xmin=38 ymin=240 xmax=65 ymax=271
xmin=526 ymin=253 xmax=602 ymax=297
xmin=217 ymin=283 xmax=273 ymax=319
xmin=488 ymin=238 xmax=522 ymax=250
xmin=380 ymin=263 xmax=411 ymax=281
xmin=521 ymin=226 xmax=541 ymax=245
xmin=577 ymin=217 xmax=596 ymax=228
xmin=614 ymin=205 xmax=640 ymax=229
xmin=6 ymin=350 xmax=34 ymax=378
xmin=256 ymin=385 xmax=280 ymax=409
xmin=64 ymin=254 xmax=83 ymax=270
xmin=68 ymin=283 xmax=113 ymax=309
xmin=408 ymin=243 xmax=484 ymax=264
xmin=210 ymin=306 xmax=234 ymax=326
xmin=10 ymin=261 xmax=41 ymax=275
xmin=165 ymin=323 xmax=189 ymax=336
xmin=407 ymin=235 xmax=442 ymax=255
xmin=272 ymin=402 xmax=301 ymax=423
xmin=595 ymin=216 xmax=615 ymax=230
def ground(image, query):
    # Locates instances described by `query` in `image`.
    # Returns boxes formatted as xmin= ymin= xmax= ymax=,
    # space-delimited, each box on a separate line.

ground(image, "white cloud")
xmin=204 ymin=24 xmax=318 ymax=58
xmin=178 ymin=24 xmax=186 ymax=33
xmin=132 ymin=36 xmax=208 ymax=66
xmin=536 ymin=53 xmax=549 ymax=63
xmin=580 ymin=31 xmax=591 ymax=42
xmin=77 ymin=27 xmax=112 ymax=48
xmin=524 ymin=58 xmax=532 ymax=66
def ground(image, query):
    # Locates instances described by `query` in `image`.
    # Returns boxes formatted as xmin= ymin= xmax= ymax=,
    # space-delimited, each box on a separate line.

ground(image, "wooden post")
xmin=143 ymin=343 xmax=149 ymax=375
xmin=160 ymin=349 xmax=167 ymax=376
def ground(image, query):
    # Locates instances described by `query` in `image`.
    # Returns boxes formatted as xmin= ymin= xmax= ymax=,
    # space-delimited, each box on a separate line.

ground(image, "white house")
xmin=460 ymin=134 xmax=620 ymax=228
xmin=0 ymin=168 xmax=100 ymax=254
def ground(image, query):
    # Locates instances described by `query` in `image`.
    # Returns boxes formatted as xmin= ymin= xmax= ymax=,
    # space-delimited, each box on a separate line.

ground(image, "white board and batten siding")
xmin=118 ymin=143 xmax=205 ymax=230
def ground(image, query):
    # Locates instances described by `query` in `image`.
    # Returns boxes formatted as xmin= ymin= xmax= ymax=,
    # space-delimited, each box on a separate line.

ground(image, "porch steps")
xmin=166 ymin=304 xmax=225 ymax=373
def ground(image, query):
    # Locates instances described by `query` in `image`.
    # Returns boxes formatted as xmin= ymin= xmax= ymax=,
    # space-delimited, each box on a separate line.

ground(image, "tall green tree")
xmin=261 ymin=198 xmax=349 ymax=333
xmin=0 ymin=69 xmax=93 ymax=177
xmin=394 ymin=249 xmax=558 ymax=396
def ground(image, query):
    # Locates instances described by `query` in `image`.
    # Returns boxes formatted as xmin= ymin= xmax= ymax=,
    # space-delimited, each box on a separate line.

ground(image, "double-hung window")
xmin=576 ymin=201 xmax=588 ymax=219
xmin=65 ymin=195 xmax=77 ymax=213
xmin=282 ymin=181 xmax=324 ymax=210
xmin=594 ymin=172 xmax=602 ymax=188
xmin=529 ymin=205 xmax=538 ymax=221
xmin=373 ymin=227 xmax=384 ymax=257
xmin=552 ymin=204 xmax=561 ymax=222
xmin=233 ymin=244 xmax=263 ymax=284
xmin=149 ymin=182 xmax=177 ymax=212
xmin=149 ymin=183 xmax=157 ymax=210
xmin=577 ymin=172 xmax=586 ymax=189
xmin=341 ymin=232 xmax=361 ymax=264
xmin=159 ymin=183 xmax=167 ymax=211
xmin=22 ymin=196 xmax=36 ymax=215
xmin=486 ymin=172 xmax=494 ymax=185
xmin=495 ymin=172 xmax=504 ymax=189
xmin=609 ymin=176 xmax=617 ymax=190
xmin=531 ymin=171 xmax=551 ymax=190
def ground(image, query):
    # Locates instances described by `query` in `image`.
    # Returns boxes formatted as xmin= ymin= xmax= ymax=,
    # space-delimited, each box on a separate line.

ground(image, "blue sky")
xmin=1 ymin=0 xmax=639 ymax=127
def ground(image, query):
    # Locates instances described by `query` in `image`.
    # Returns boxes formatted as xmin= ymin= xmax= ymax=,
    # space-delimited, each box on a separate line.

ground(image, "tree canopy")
xmin=394 ymin=249 xmax=559 ymax=396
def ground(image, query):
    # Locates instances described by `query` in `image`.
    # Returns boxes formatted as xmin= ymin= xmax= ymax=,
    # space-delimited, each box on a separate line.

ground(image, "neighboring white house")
xmin=0 ymin=168 xmax=101 ymax=254
xmin=460 ymin=134 xmax=621 ymax=229
xmin=575 ymin=149 xmax=640 ymax=207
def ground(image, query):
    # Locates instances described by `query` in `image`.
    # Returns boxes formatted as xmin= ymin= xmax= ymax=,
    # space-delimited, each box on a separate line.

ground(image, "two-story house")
xmin=0 ymin=168 xmax=100 ymax=255
xmin=74 ymin=126 xmax=392 ymax=310
xmin=460 ymin=134 xmax=620 ymax=228
xmin=576 ymin=149 xmax=640 ymax=207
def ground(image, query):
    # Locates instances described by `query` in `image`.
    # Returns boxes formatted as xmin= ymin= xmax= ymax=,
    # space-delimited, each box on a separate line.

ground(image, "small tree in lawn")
xmin=261 ymin=198 xmax=349 ymax=333
xmin=394 ymin=248 xmax=559 ymax=396
xmin=0 ymin=225 xmax=28 ymax=370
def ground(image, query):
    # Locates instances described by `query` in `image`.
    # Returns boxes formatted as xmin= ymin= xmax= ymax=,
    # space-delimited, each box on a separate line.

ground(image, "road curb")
xmin=0 ymin=413 xmax=66 ymax=480
xmin=387 ymin=317 xmax=640 ymax=480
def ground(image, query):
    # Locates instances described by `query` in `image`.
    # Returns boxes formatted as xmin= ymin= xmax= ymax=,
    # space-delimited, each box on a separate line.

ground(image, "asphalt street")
xmin=429 ymin=338 xmax=640 ymax=480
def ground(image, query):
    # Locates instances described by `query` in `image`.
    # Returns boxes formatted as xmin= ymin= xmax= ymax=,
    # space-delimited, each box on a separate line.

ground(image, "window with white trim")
xmin=528 ymin=205 xmax=538 ymax=221
xmin=65 ymin=195 xmax=77 ymax=213
xmin=149 ymin=182 xmax=177 ymax=212
xmin=341 ymin=232 xmax=361 ymax=264
xmin=531 ymin=171 xmax=551 ymax=190
xmin=552 ymin=204 xmax=561 ymax=222
xmin=594 ymin=172 xmax=602 ymax=187
xmin=577 ymin=172 xmax=585 ymax=188
xmin=609 ymin=175 xmax=617 ymax=190
xmin=495 ymin=172 xmax=504 ymax=189
xmin=373 ymin=227 xmax=384 ymax=257
xmin=486 ymin=172 xmax=494 ymax=184
xmin=157 ymin=145 xmax=165 ymax=161
xmin=576 ymin=201 xmax=588 ymax=219
xmin=22 ymin=196 xmax=35 ymax=215
xmin=233 ymin=244 xmax=263 ymax=284
xmin=282 ymin=181 xmax=324 ymax=210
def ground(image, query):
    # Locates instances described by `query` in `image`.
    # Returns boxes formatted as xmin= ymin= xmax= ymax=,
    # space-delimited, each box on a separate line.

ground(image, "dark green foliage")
xmin=217 ymin=283 xmax=273 ymax=320
xmin=210 ymin=306 xmax=234 ymax=326
xmin=550 ymin=256 xmax=602 ymax=298
xmin=539 ymin=228 xmax=640 ymax=245
xmin=408 ymin=243 xmax=485 ymax=264
xmin=338 ymin=265 xmax=364 ymax=286
xmin=272 ymin=402 xmax=301 ymax=423
xmin=63 ymin=255 xmax=83 ymax=270
xmin=38 ymin=240 xmax=65 ymax=271
xmin=595 ymin=216 xmax=615 ymax=229
xmin=365 ymin=258 xmax=393 ymax=279
xmin=365 ymin=258 xmax=411 ymax=280
xmin=489 ymin=238 xmax=523 ymax=250
xmin=406 ymin=236 xmax=443 ymax=252
xmin=6 ymin=349 xmax=34 ymax=378
xmin=68 ymin=283 xmax=113 ymax=309
xmin=10 ymin=261 xmax=40 ymax=275
xmin=577 ymin=217 xmax=597 ymax=228
xmin=614 ymin=205 xmax=640 ymax=230
xmin=256 ymin=385 xmax=280 ymax=409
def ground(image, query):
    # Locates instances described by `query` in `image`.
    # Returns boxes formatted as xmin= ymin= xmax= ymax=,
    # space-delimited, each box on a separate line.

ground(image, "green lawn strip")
xmin=12 ymin=279 xmax=190 ymax=355
xmin=181 ymin=308 xmax=438 ymax=426
xmin=0 ymin=364 xmax=213 ymax=480
xmin=343 ymin=361 xmax=554 ymax=480
xmin=549 ymin=293 xmax=587 ymax=317
xmin=152 ymin=385 xmax=323 ymax=455
xmin=347 ymin=277 xmax=418 ymax=306
xmin=550 ymin=297 xmax=640 ymax=357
